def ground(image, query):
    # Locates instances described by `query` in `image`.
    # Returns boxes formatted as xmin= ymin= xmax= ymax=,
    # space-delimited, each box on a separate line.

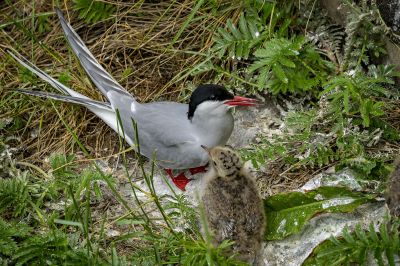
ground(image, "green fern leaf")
xmin=354 ymin=224 xmax=369 ymax=245
xmin=272 ymin=64 xmax=287 ymax=84
xmin=0 ymin=176 xmax=31 ymax=217
xmin=305 ymin=218 xmax=400 ymax=266
xmin=212 ymin=12 xmax=263 ymax=60
xmin=342 ymin=226 xmax=356 ymax=244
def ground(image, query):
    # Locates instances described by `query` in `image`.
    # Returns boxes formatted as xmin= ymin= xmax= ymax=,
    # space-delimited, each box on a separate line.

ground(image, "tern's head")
xmin=187 ymin=84 xmax=258 ymax=120
xmin=202 ymin=145 xmax=243 ymax=178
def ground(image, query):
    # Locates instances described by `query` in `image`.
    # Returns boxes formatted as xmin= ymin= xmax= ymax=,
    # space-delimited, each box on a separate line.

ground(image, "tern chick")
xmin=201 ymin=145 xmax=265 ymax=264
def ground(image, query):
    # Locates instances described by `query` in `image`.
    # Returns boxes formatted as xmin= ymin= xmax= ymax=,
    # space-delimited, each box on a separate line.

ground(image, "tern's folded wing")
xmin=56 ymin=8 xmax=132 ymax=101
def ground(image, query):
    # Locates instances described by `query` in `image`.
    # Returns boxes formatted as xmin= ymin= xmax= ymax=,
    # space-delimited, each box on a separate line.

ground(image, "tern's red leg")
xmin=189 ymin=165 xmax=208 ymax=175
xmin=164 ymin=169 xmax=190 ymax=191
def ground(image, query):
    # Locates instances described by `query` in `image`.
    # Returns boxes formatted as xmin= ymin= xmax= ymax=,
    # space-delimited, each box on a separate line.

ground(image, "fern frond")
xmin=342 ymin=1 xmax=387 ymax=70
xmin=212 ymin=12 xmax=264 ymax=60
xmin=305 ymin=218 xmax=400 ymax=265
xmin=13 ymin=231 xmax=89 ymax=265
xmin=309 ymin=23 xmax=345 ymax=65
xmin=0 ymin=175 xmax=31 ymax=217
xmin=49 ymin=153 xmax=77 ymax=179
xmin=322 ymin=69 xmax=394 ymax=127
xmin=0 ymin=218 xmax=31 ymax=258
xmin=249 ymin=36 xmax=331 ymax=94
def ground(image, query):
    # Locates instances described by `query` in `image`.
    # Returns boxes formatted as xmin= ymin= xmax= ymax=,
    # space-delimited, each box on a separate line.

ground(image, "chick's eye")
xmin=213 ymin=161 xmax=217 ymax=166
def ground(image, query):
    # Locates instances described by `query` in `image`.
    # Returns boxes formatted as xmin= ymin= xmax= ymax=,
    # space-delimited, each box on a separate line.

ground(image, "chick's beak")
xmin=224 ymin=96 xmax=259 ymax=107
xmin=201 ymin=145 xmax=210 ymax=153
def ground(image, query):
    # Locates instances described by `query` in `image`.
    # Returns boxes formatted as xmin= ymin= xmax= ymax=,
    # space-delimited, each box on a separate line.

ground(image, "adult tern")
xmin=8 ymin=8 xmax=258 ymax=190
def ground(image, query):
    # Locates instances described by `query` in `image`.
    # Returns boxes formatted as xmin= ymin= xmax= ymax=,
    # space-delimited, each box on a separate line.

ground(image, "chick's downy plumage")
xmin=202 ymin=146 xmax=265 ymax=264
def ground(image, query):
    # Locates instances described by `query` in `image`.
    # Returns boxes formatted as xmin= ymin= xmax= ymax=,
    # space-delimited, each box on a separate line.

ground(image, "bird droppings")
xmin=313 ymin=194 xmax=324 ymax=201
xmin=277 ymin=219 xmax=287 ymax=234
xmin=106 ymin=229 xmax=121 ymax=237
xmin=321 ymin=198 xmax=355 ymax=209
xmin=299 ymin=168 xmax=364 ymax=192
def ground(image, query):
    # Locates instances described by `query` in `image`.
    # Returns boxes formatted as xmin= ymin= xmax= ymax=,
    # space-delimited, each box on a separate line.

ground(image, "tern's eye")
xmin=209 ymin=95 xmax=216 ymax=100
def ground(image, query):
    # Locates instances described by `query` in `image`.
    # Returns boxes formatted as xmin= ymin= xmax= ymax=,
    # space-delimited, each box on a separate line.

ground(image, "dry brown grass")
xmin=0 ymin=1 xmax=243 ymax=163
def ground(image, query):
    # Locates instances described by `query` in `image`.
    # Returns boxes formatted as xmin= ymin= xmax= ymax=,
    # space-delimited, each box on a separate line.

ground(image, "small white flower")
xmin=347 ymin=69 xmax=356 ymax=77
xmin=255 ymin=31 xmax=260 ymax=37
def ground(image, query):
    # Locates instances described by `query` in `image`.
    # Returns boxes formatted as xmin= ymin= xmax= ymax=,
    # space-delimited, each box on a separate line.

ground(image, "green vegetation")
xmin=73 ymin=0 xmax=116 ymax=24
xmin=264 ymin=187 xmax=376 ymax=240
xmin=0 ymin=136 xmax=247 ymax=264
xmin=304 ymin=217 xmax=400 ymax=266
xmin=1 ymin=0 xmax=400 ymax=265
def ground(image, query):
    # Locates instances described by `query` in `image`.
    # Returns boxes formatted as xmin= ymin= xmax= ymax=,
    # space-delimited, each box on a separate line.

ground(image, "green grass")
xmin=0 ymin=0 xmax=241 ymax=161
xmin=0 ymin=130 xmax=249 ymax=265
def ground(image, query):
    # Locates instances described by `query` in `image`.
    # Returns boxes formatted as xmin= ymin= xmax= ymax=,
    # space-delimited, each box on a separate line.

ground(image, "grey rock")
xmin=262 ymin=201 xmax=387 ymax=266
xmin=377 ymin=0 xmax=400 ymax=35
xmin=229 ymin=102 xmax=283 ymax=148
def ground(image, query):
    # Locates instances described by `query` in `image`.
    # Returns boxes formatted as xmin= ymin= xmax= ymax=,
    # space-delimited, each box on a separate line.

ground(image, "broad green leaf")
xmin=372 ymin=102 xmax=385 ymax=116
xmin=264 ymin=186 xmax=376 ymax=240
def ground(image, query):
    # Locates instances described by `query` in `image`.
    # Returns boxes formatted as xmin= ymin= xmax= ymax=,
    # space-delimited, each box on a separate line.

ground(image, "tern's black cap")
xmin=188 ymin=84 xmax=233 ymax=119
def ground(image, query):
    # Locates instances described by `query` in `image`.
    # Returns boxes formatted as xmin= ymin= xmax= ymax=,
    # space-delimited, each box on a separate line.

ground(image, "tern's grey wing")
xmin=56 ymin=8 xmax=132 ymax=101
xmin=8 ymin=50 xmax=82 ymax=97
xmin=112 ymin=100 xmax=207 ymax=169
xmin=16 ymin=89 xmax=111 ymax=110
xmin=16 ymin=89 xmax=122 ymax=136
xmin=136 ymin=103 xmax=208 ymax=169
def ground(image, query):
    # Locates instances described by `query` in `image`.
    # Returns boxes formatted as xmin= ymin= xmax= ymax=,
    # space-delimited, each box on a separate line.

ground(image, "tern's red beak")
xmin=224 ymin=96 xmax=259 ymax=107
